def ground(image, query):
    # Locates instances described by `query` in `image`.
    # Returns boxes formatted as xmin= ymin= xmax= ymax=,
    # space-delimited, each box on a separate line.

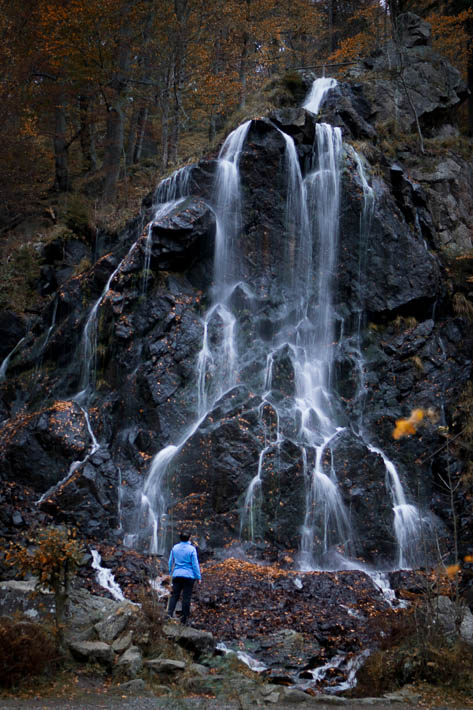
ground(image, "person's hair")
xmin=179 ymin=532 xmax=190 ymax=542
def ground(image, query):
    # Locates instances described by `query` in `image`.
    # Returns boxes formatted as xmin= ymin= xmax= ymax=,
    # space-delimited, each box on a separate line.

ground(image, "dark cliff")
xmin=1 ymin=14 xmax=472 ymax=585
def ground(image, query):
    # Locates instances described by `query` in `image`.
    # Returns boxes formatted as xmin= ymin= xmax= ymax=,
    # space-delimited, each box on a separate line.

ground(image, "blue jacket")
xmin=168 ymin=541 xmax=201 ymax=580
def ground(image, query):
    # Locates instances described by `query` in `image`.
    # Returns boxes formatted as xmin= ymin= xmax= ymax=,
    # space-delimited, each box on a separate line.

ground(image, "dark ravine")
xmin=1 ymin=12 xmax=473 ymax=690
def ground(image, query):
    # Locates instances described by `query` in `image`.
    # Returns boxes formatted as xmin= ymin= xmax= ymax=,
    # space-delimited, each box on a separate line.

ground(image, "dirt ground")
xmin=0 ymin=687 xmax=472 ymax=710
xmin=0 ymin=696 xmax=422 ymax=710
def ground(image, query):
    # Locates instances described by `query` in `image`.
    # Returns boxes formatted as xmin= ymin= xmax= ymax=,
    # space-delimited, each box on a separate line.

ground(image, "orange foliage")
xmin=392 ymin=407 xmax=439 ymax=440
xmin=327 ymin=1 xmax=386 ymax=69
xmin=444 ymin=563 xmax=460 ymax=579
xmin=427 ymin=9 xmax=473 ymax=79
xmin=3 ymin=525 xmax=83 ymax=595
xmin=393 ymin=408 xmax=425 ymax=440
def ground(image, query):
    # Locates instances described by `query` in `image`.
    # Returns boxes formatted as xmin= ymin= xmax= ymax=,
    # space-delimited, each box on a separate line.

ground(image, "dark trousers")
xmin=168 ymin=577 xmax=195 ymax=624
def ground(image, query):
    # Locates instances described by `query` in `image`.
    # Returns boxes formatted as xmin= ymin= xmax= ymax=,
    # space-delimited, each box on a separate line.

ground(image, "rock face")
xmin=0 ymin=14 xmax=472 ymax=573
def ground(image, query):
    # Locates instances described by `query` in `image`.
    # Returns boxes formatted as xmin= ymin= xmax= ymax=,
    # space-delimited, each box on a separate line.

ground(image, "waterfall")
xmin=74 ymin=238 xmax=142 ymax=406
xmin=142 ymin=166 xmax=191 ymax=293
xmin=367 ymin=445 xmax=425 ymax=569
xmin=0 ymin=336 xmax=26 ymax=382
xmin=53 ymin=169 xmax=191 ymax=518
xmin=129 ymin=77 xmax=426 ymax=571
xmin=91 ymin=549 xmax=126 ymax=601
xmin=303 ymin=77 xmax=337 ymax=115
xmin=36 ymin=297 xmax=59 ymax=366
xmin=130 ymin=121 xmax=252 ymax=554
xmin=239 ymin=118 xmax=353 ymax=564
xmin=344 ymin=145 xmax=426 ymax=569
xmin=214 ymin=121 xmax=251 ymax=298
xmin=37 ymin=214 xmax=148 ymax=506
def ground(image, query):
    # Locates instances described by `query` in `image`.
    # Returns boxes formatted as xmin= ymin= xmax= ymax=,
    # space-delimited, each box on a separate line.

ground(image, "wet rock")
xmin=0 ymin=401 xmax=91 ymax=491
xmin=40 ymin=452 xmax=120 ymax=538
xmin=150 ymin=197 xmax=215 ymax=272
xmin=254 ymin=629 xmax=320 ymax=673
xmin=0 ymin=311 xmax=27 ymax=360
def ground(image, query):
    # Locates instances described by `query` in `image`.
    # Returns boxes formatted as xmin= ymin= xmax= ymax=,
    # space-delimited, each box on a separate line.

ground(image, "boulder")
xmin=397 ymin=12 xmax=432 ymax=47
xmin=69 ymin=640 xmax=114 ymax=665
xmin=425 ymin=595 xmax=473 ymax=645
xmin=162 ymin=623 xmax=215 ymax=659
xmin=0 ymin=579 xmax=54 ymax=620
xmin=115 ymin=645 xmax=143 ymax=678
xmin=0 ymin=311 xmax=27 ymax=361
xmin=94 ymin=603 xmax=137 ymax=643
xmin=145 ymin=658 xmax=186 ymax=675
xmin=0 ymin=401 xmax=91 ymax=491
xmin=360 ymin=19 xmax=466 ymax=133
xmin=112 ymin=630 xmax=133 ymax=653
xmin=111 ymin=678 xmax=148 ymax=694
xmin=149 ymin=197 xmax=215 ymax=272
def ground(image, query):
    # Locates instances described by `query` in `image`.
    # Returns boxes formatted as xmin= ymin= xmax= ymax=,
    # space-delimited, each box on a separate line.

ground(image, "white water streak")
xmin=303 ymin=77 xmax=337 ymax=115
xmin=0 ymin=336 xmax=26 ymax=381
xmin=133 ymin=122 xmax=252 ymax=553
xmin=91 ymin=549 xmax=126 ymax=601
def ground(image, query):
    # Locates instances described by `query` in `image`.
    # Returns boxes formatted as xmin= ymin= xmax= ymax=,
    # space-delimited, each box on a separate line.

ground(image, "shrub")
xmin=2 ymin=525 xmax=83 ymax=649
xmin=132 ymin=585 xmax=167 ymax=654
xmin=63 ymin=194 xmax=95 ymax=241
xmin=354 ymin=636 xmax=473 ymax=696
xmin=0 ymin=617 xmax=56 ymax=688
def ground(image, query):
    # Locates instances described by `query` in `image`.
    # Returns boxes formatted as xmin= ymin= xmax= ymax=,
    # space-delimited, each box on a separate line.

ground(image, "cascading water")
xmin=368 ymin=444 xmax=426 ymax=569
xmin=343 ymin=147 xmax=427 ymax=569
xmin=196 ymin=120 xmax=252 ymax=412
xmin=39 ymin=238 xmax=145 ymax=503
xmin=37 ymin=213 xmax=148 ymax=505
xmin=303 ymin=77 xmax=337 ymax=115
xmin=130 ymin=76 xmax=429 ymax=572
xmin=142 ymin=167 xmax=191 ymax=293
xmin=283 ymin=120 xmax=355 ymax=569
xmin=129 ymin=121 xmax=252 ymax=554
xmin=91 ymin=549 xmax=126 ymax=601
xmin=239 ymin=116 xmax=353 ymax=562
xmin=0 ymin=336 xmax=26 ymax=382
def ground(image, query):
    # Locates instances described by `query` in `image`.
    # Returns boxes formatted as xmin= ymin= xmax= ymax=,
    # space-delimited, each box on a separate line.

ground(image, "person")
xmin=167 ymin=532 xmax=201 ymax=625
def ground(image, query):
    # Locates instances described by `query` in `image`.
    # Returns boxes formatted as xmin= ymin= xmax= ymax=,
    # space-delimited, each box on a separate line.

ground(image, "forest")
xmin=1 ymin=0 xmax=471 ymax=220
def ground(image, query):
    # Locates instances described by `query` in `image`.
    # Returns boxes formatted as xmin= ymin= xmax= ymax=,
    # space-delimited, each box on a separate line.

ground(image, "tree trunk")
xmin=125 ymin=106 xmax=139 ymax=167
xmin=53 ymin=98 xmax=70 ymax=192
xmin=208 ymin=113 xmax=216 ymax=144
xmin=103 ymin=103 xmax=126 ymax=201
xmin=79 ymin=95 xmax=97 ymax=173
xmin=467 ymin=24 xmax=473 ymax=137
xmin=328 ymin=0 xmax=335 ymax=53
xmin=102 ymin=13 xmax=132 ymax=203
xmin=468 ymin=48 xmax=473 ymax=136
xmin=161 ymin=78 xmax=170 ymax=169
xmin=169 ymin=79 xmax=181 ymax=166
xmin=239 ymin=32 xmax=249 ymax=109
xmin=133 ymin=106 xmax=148 ymax=162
